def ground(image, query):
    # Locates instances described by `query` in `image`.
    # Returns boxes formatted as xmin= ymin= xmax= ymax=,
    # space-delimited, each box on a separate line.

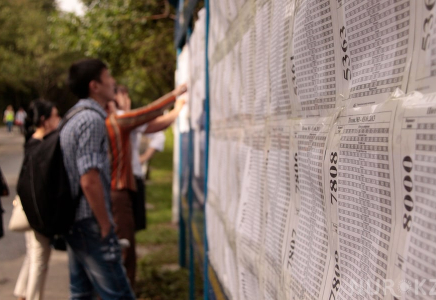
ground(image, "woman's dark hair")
xmin=68 ymin=58 xmax=107 ymax=99
xmin=24 ymin=100 xmax=55 ymax=142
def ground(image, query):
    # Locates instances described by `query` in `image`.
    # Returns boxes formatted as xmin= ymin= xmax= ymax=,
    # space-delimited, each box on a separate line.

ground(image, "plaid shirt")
xmin=60 ymin=99 xmax=113 ymax=222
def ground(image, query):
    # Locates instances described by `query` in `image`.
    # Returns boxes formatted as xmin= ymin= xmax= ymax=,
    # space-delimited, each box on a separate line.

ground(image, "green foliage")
xmin=0 ymin=0 xmax=83 ymax=112
xmin=51 ymin=0 xmax=177 ymax=107
xmin=1 ymin=0 xmax=177 ymax=113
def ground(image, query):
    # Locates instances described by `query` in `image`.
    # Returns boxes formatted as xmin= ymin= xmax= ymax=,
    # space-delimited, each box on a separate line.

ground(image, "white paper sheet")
xmin=240 ymin=26 xmax=256 ymax=122
xmin=337 ymin=0 xmax=415 ymax=108
xmin=292 ymin=0 xmax=339 ymax=117
xmin=262 ymin=122 xmax=294 ymax=300
xmin=408 ymin=1 xmax=436 ymax=93
xmin=269 ymin=0 xmax=295 ymax=120
xmin=326 ymin=100 xmax=400 ymax=300
xmin=287 ymin=116 xmax=337 ymax=300
xmin=254 ymin=2 xmax=272 ymax=122
xmin=238 ymin=263 xmax=262 ymax=300
xmin=391 ymin=92 xmax=436 ymax=299
xmin=236 ymin=127 xmax=267 ymax=265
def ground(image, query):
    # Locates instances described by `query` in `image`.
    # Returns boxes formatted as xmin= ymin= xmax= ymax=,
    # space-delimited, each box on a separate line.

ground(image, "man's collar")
xmin=77 ymin=98 xmax=107 ymax=118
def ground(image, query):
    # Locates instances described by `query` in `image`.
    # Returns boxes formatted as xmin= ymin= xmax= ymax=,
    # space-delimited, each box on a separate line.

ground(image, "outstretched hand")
xmin=174 ymin=83 xmax=187 ymax=96
xmin=175 ymin=92 xmax=187 ymax=110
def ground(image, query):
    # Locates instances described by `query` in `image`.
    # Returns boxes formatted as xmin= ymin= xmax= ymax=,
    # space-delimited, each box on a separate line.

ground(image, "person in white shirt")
xmin=15 ymin=107 xmax=27 ymax=134
xmin=132 ymin=131 xmax=165 ymax=230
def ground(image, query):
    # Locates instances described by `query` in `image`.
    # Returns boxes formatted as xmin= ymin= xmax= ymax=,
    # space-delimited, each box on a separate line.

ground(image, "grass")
xmin=136 ymin=223 xmax=178 ymax=245
xmin=135 ymin=128 xmax=203 ymax=300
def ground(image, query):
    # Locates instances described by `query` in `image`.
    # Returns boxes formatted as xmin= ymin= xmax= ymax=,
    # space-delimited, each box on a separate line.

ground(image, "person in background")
xmin=0 ymin=165 xmax=8 ymax=239
xmin=115 ymin=86 xmax=167 ymax=231
xmin=15 ymin=107 xmax=27 ymax=134
xmin=60 ymin=58 xmax=135 ymax=299
xmin=134 ymin=131 xmax=166 ymax=231
xmin=14 ymin=100 xmax=60 ymax=300
xmin=4 ymin=105 xmax=15 ymax=133
xmin=106 ymin=84 xmax=186 ymax=288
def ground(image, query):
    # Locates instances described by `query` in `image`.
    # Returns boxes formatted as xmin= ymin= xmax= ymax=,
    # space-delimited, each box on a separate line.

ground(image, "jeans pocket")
xmin=100 ymin=225 xmax=115 ymax=242
xmin=88 ymin=220 xmax=101 ymax=236
xmin=85 ymin=219 xmax=114 ymax=241
xmin=100 ymin=231 xmax=120 ymax=263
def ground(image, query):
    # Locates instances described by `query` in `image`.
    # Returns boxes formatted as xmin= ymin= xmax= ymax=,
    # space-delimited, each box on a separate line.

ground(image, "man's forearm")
xmin=80 ymin=169 xmax=111 ymax=237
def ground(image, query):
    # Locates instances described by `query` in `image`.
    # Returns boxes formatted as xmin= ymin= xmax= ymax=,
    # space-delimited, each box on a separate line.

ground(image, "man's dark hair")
xmin=68 ymin=59 xmax=107 ymax=99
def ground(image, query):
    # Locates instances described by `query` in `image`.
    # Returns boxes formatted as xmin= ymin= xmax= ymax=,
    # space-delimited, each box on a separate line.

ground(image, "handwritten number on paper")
xmin=330 ymin=251 xmax=341 ymax=295
xmin=287 ymin=229 xmax=297 ymax=268
xmin=422 ymin=1 xmax=435 ymax=50
xmin=291 ymin=56 xmax=298 ymax=95
xmin=294 ymin=153 xmax=300 ymax=192
xmin=340 ymin=26 xmax=351 ymax=80
xmin=425 ymin=0 xmax=436 ymax=11
xmin=402 ymin=156 xmax=414 ymax=232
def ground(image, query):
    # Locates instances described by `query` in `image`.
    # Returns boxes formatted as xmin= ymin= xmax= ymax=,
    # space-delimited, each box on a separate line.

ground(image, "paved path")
xmin=0 ymin=128 xmax=69 ymax=299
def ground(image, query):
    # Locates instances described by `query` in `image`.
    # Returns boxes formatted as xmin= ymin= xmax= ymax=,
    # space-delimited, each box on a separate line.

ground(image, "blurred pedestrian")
xmin=4 ymin=105 xmax=14 ymax=133
xmin=0 ymin=165 xmax=9 ymax=239
xmin=15 ymin=107 xmax=27 ymax=134
xmin=134 ymin=131 xmax=166 ymax=231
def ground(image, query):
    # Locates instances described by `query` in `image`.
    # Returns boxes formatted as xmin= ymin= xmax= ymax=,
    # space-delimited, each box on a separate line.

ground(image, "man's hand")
xmin=173 ymin=83 xmax=187 ymax=96
xmin=100 ymin=223 xmax=112 ymax=239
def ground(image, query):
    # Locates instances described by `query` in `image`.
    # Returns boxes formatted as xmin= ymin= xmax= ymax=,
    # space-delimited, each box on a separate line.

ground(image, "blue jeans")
xmin=6 ymin=121 xmax=12 ymax=132
xmin=65 ymin=218 xmax=135 ymax=300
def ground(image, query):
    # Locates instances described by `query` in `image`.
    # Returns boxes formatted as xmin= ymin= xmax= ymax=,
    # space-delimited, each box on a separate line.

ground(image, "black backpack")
xmin=17 ymin=107 xmax=89 ymax=237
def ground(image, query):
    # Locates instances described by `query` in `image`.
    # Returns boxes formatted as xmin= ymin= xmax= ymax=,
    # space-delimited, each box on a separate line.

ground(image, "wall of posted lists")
xmin=181 ymin=0 xmax=436 ymax=299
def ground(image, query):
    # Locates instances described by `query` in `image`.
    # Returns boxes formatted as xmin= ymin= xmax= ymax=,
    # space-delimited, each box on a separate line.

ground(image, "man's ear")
xmin=89 ymin=80 xmax=99 ymax=94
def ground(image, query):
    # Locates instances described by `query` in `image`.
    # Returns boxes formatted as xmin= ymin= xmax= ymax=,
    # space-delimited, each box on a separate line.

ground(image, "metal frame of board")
xmin=174 ymin=0 xmax=228 ymax=299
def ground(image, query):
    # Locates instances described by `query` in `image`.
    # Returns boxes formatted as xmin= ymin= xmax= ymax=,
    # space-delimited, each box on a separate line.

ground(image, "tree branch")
xmin=136 ymin=0 xmax=175 ymax=22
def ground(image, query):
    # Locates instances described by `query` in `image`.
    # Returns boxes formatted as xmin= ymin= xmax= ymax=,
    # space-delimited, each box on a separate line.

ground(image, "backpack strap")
xmin=60 ymin=106 xmax=105 ymax=130
xmin=58 ymin=106 xmax=105 ymax=205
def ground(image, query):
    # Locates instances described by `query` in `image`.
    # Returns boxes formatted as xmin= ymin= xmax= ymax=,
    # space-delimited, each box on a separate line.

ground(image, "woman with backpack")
xmin=14 ymin=100 xmax=60 ymax=300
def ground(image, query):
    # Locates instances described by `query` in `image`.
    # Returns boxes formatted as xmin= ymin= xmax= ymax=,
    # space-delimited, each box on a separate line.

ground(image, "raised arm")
xmin=144 ymin=95 xmax=186 ymax=133
xmin=113 ymin=84 xmax=187 ymax=133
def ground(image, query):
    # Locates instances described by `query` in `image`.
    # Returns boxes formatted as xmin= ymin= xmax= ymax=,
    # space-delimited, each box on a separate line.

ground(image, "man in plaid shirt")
xmin=60 ymin=58 xmax=135 ymax=299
